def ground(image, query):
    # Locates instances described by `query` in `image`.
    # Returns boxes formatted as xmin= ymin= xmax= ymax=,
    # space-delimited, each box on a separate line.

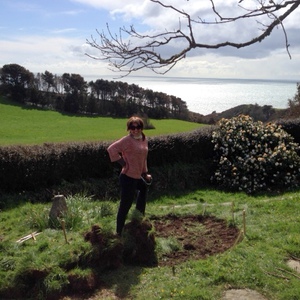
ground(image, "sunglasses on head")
xmin=129 ymin=125 xmax=142 ymax=130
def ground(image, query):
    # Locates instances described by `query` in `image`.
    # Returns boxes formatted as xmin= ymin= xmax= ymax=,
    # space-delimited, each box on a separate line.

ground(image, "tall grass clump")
xmin=212 ymin=115 xmax=300 ymax=194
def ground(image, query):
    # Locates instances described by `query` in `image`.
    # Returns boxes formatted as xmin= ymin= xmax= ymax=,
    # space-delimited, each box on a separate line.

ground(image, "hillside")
xmin=0 ymin=96 xmax=204 ymax=146
xmin=197 ymin=104 xmax=288 ymax=124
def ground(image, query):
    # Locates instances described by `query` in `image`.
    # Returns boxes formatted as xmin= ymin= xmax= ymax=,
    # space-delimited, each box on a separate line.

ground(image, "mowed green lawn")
xmin=0 ymin=97 xmax=204 ymax=146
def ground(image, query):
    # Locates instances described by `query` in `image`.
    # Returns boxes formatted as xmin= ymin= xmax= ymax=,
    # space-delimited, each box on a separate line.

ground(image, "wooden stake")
xmin=202 ymin=203 xmax=206 ymax=216
xmin=61 ymin=219 xmax=69 ymax=244
xmin=232 ymin=229 xmax=244 ymax=248
xmin=243 ymin=209 xmax=246 ymax=236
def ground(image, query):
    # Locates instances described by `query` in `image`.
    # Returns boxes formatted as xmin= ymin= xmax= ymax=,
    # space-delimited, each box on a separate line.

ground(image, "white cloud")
xmin=80 ymin=0 xmax=300 ymax=61
xmin=49 ymin=28 xmax=77 ymax=34
xmin=168 ymin=47 xmax=300 ymax=80
xmin=0 ymin=35 xmax=100 ymax=74
xmin=1 ymin=0 xmax=300 ymax=80
xmin=1 ymin=31 xmax=299 ymax=81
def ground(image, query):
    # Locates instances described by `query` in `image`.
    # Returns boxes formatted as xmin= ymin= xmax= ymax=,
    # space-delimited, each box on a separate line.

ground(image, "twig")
xmin=276 ymin=267 xmax=300 ymax=280
xmin=289 ymin=255 xmax=300 ymax=262
xmin=262 ymin=269 xmax=290 ymax=280
xmin=16 ymin=232 xmax=42 ymax=243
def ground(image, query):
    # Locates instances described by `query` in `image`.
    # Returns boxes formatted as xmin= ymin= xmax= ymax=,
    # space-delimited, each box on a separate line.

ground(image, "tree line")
xmin=1 ymin=63 xmax=300 ymax=124
xmin=0 ymin=63 xmax=190 ymax=120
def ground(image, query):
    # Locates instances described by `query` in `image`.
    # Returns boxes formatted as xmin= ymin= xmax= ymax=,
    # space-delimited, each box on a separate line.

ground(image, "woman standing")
xmin=107 ymin=116 xmax=152 ymax=235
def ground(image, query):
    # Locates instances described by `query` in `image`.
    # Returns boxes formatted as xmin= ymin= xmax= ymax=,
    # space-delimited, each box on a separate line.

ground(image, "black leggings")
xmin=116 ymin=173 xmax=147 ymax=235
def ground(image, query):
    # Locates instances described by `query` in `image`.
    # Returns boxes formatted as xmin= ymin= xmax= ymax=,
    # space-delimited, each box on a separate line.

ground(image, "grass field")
xmin=0 ymin=96 xmax=203 ymax=146
xmin=1 ymin=190 xmax=300 ymax=299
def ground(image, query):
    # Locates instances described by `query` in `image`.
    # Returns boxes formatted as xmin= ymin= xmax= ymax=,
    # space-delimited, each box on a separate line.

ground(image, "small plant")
xmin=99 ymin=202 xmax=114 ymax=217
xmin=63 ymin=194 xmax=94 ymax=230
xmin=212 ymin=115 xmax=300 ymax=193
xmin=156 ymin=237 xmax=182 ymax=254
xmin=26 ymin=204 xmax=50 ymax=231
xmin=26 ymin=194 xmax=94 ymax=231
xmin=43 ymin=267 xmax=69 ymax=298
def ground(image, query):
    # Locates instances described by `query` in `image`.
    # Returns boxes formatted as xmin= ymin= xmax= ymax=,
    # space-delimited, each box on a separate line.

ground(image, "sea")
xmin=85 ymin=75 xmax=299 ymax=115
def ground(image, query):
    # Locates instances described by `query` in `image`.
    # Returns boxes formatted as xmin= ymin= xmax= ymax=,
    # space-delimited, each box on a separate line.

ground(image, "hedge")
xmin=0 ymin=126 xmax=215 ymax=194
xmin=1 ymin=118 xmax=299 ymax=197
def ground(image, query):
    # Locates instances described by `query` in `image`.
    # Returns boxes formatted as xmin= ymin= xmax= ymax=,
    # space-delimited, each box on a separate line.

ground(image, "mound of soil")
xmin=123 ymin=218 xmax=157 ymax=266
xmin=152 ymin=214 xmax=240 ymax=266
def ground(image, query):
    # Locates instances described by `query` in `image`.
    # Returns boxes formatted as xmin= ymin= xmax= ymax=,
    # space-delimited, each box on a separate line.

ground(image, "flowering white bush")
xmin=212 ymin=115 xmax=300 ymax=193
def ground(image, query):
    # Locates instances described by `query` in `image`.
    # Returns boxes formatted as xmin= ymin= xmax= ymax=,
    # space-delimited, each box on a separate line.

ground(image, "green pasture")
xmin=0 ymin=96 xmax=203 ymax=146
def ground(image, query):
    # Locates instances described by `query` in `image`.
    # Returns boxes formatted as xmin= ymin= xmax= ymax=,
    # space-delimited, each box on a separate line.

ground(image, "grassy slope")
xmin=0 ymin=96 xmax=203 ymax=146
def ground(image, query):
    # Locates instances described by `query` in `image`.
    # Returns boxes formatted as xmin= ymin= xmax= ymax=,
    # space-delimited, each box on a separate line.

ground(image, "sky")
xmin=1 ymin=0 xmax=300 ymax=81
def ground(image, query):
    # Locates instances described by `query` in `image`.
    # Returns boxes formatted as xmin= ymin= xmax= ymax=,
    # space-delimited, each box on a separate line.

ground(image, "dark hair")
xmin=127 ymin=116 xmax=145 ymax=140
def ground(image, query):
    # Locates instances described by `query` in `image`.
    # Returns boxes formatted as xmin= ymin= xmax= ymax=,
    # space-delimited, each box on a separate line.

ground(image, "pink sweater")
xmin=107 ymin=135 xmax=148 ymax=179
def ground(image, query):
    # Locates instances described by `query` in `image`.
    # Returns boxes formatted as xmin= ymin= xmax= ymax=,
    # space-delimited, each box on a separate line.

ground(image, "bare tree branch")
xmin=86 ymin=0 xmax=300 ymax=77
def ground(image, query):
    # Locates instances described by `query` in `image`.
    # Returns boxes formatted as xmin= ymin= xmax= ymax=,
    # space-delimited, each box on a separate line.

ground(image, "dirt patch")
xmin=152 ymin=214 xmax=240 ymax=266
xmin=61 ymin=214 xmax=243 ymax=300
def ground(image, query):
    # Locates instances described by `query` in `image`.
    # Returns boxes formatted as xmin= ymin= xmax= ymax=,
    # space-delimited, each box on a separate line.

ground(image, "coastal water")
xmin=86 ymin=75 xmax=299 ymax=115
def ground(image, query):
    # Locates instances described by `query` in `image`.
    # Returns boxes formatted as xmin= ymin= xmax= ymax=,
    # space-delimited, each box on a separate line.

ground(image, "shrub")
xmin=277 ymin=117 xmax=300 ymax=145
xmin=212 ymin=115 xmax=300 ymax=194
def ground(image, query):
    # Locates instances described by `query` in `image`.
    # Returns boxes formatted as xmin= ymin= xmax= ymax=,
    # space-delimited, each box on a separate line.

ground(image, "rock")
xmin=222 ymin=288 xmax=268 ymax=300
xmin=49 ymin=195 xmax=68 ymax=220
xmin=287 ymin=259 xmax=300 ymax=274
